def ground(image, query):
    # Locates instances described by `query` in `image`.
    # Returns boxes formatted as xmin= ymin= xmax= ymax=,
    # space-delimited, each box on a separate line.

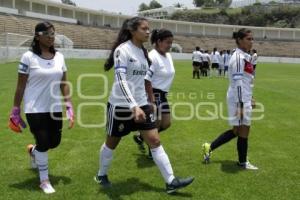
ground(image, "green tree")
xmin=138 ymin=3 xmax=149 ymax=11
xmin=61 ymin=0 xmax=76 ymax=6
xmin=174 ymin=2 xmax=184 ymax=8
xmin=149 ymin=0 xmax=162 ymax=9
xmin=193 ymin=0 xmax=206 ymax=7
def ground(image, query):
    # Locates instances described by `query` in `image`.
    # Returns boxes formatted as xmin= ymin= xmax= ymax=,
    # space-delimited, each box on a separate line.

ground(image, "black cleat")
xmin=133 ymin=134 xmax=146 ymax=153
xmin=166 ymin=177 xmax=194 ymax=194
xmin=94 ymin=175 xmax=111 ymax=187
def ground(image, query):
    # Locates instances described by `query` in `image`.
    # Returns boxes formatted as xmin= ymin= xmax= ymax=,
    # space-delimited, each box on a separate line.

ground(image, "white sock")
xmin=98 ymin=143 xmax=113 ymax=176
xmin=151 ymin=145 xmax=175 ymax=184
xmin=35 ymin=150 xmax=49 ymax=182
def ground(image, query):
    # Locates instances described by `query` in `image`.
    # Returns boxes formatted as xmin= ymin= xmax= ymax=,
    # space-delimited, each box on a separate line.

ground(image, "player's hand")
xmin=66 ymin=101 xmax=74 ymax=129
xmin=251 ymin=98 xmax=256 ymax=109
xmin=132 ymin=106 xmax=146 ymax=123
xmin=8 ymin=106 xmax=26 ymax=133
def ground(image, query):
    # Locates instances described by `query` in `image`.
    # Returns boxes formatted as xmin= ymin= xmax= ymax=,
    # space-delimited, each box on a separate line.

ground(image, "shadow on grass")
xmin=9 ymin=174 xmax=71 ymax=191
xmin=134 ymin=153 xmax=155 ymax=169
xmin=98 ymin=177 xmax=193 ymax=200
xmin=210 ymin=160 xmax=242 ymax=174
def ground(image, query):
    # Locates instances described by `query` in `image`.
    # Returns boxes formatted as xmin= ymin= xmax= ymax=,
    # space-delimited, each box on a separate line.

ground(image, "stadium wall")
xmin=1 ymin=47 xmax=300 ymax=64
xmin=1 ymin=0 xmax=300 ymax=41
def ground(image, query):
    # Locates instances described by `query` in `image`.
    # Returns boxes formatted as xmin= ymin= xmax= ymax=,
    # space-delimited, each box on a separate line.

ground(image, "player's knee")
xmin=49 ymin=133 xmax=61 ymax=149
xmin=147 ymin=137 xmax=161 ymax=148
xmin=159 ymin=122 xmax=171 ymax=132
xmin=36 ymin=144 xmax=49 ymax=152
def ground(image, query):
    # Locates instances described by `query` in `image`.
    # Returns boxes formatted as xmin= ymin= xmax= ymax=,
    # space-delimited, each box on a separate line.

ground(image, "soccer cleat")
xmin=202 ymin=143 xmax=212 ymax=163
xmin=166 ymin=177 xmax=194 ymax=194
xmin=94 ymin=175 xmax=112 ymax=187
xmin=40 ymin=180 xmax=55 ymax=194
xmin=27 ymin=144 xmax=37 ymax=169
xmin=133 ymin=134 xmax=146 ymax=153
xmin=237 ymin=161 xmax=258 ymax=170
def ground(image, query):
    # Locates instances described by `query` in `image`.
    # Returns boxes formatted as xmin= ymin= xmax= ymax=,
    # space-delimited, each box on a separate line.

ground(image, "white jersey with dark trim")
xmin=145 ymin=49 xmax=175 ymax=92
xmin=227 ymin=48 xmax=254 ymax=103
xmin=202 ymin=53 xmax=210 ymax=62
xmin=18 ymin=51 xmax=67 ymax=113
xmin=108 ymin=40 xmax=149 ymax=109
xmin=192 ymin=51 xmax=203 ymax=62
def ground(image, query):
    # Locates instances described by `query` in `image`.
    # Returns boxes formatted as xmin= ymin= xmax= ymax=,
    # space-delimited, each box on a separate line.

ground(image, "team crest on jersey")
xmin=118 ymin=123 xmax=124 ymax=132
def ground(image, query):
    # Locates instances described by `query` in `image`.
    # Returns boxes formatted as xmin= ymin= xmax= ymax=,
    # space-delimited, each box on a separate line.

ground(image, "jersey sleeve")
xmin=231 ymin=53 xmax=245 ymax=103
xmin=61 ymin=54 xmax=67 ymax=72
xmin=114 ymin=48 xmax=138 ymax=109
xmin=18 ymin=53 xmax=30 ymax=74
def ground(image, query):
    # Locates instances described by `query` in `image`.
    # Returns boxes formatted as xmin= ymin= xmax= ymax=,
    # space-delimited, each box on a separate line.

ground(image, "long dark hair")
xmin=150 ymin=28 xmax=173 ymax=45
xmin=233 ymin=28 xmax=252 ymax=45
xmin=30 ymin=21 xmax=56 ymax=56
xmin=104 ymin=17 xmax=151 ymax=71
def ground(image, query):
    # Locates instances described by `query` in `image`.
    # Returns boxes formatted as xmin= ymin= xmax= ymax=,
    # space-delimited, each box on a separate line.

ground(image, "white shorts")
xmin=227 ymin=101 xmax=252 ymax=126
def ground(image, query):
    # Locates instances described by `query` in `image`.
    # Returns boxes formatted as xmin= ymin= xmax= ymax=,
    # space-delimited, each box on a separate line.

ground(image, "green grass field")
xmin=0 ymin=60 xmax=299 ymax=200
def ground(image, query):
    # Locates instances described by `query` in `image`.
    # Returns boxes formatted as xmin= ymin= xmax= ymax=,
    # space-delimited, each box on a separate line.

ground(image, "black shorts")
xmin=212 ymin=63 xmax=219 ymax=69
xmin=26 ymin=112 xmax=63 ymax=133
xmin=193 ymin=61 xmax=201 ymax=67
xmin=153 ymin=88 xmax=170 ymax=114
xmin=106 ymin=102 xmax=156 ymax=137
xmin=203 ymin=61 xmax=209 ymax=70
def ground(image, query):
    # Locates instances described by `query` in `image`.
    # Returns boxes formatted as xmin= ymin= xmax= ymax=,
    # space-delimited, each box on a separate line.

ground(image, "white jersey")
xmin=223 ymin=53 xmax=230 ymax=66
xmin=108 ymin=40 xmax=148 ymax=109
xmin=192 ymin=51 xmax=203 ymax=62
xmin=211 ymin=51 xmax=221 ymax=64
xmin=202 ymin=53 xmax=210 ymax=62
xmin=145 ymin=49 xmax=175 ymax=92
xmin=18 ymin=51 xmax=67 ymax=113
xmin=251 ymin=53 xmax=258 ymax=65
xmin=227 ymin=48 xmax=254 ymax=103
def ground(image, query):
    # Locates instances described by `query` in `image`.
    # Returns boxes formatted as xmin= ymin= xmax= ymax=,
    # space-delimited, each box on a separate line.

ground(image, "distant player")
xmin=251 ymin=49 xmax=258 ymax=76
xmin=9 ymin=22 xmax=74 ymax=194
xmin=202 ymin=28 xmax=258 ymax=170
xmin=210 ymin=47 xmax=221 ymax=77
xmin=223 ymin=50 xmax=231 ymax=77
xmin=218 ymin=50 xmax=225 ymax=77
xmin=192 ymin=46 xmax=202 ymax=79
xmin=202 ymin=50 xmax=211 ymax=77
xmin=94 ymin=17 xmax=194 ymax=194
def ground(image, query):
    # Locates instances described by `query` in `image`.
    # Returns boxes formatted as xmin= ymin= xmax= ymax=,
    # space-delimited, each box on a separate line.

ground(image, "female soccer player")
xmin=94 ymin=17 xmax=194 ymax=194
xmin=192 ymin=46 xmax=202 ymax=79
xmin=202 ymin=50 xmax=211 ymax=77
xmin=9 ymin=21 xmax=74 ymax=194
xmin=210 ymin=47 xmax=221 ymax=77
xmin=133 ymin=29 xmax=175 ymax=158
xmin=202 ymin=28 xmax=258 ymax=170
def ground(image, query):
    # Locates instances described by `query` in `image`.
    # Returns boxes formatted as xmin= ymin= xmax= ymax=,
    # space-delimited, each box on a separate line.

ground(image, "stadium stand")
xmin=0 ymin=12 xmax=300 ymax=57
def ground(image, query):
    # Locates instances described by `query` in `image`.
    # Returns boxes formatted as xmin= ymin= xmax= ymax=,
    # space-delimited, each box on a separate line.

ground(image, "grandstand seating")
xmin=0 ymin=13 xmax=299 ymax=57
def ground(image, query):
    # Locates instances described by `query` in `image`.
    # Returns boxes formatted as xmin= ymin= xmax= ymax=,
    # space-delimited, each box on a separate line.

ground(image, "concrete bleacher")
xmin=0 ymin=13 xmax=300 ymax=57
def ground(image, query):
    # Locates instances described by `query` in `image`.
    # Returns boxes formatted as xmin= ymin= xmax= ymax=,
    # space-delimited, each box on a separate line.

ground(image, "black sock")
xmin=193 ymin=71 xmax=195 ymax=78
xmin=210 ymin=129 xmax=236 ymax=151
xmin=197 ymin=71 xmax=200 ymax=78
xmin=237 ymin=136 xmax=248 ymax=163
